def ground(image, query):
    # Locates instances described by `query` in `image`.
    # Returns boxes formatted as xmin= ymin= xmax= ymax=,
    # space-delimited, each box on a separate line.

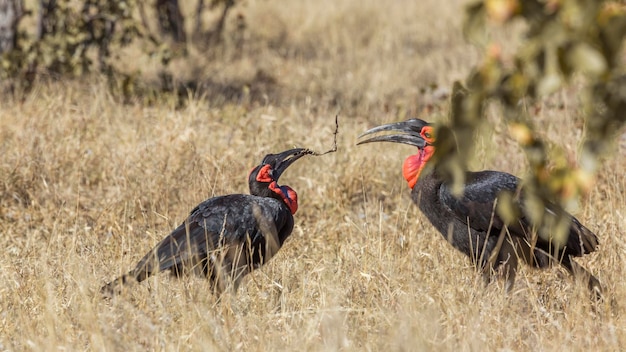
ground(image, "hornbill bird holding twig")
xmin=102 ymin=148 xmax=311 ymax=296
xmin=358 ymin=118 xmax=602 ymax=294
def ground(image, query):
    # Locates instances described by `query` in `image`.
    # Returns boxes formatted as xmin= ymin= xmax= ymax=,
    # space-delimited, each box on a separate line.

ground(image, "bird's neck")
xmin=268 ymin=182 xmax=298 ymax=214
xmin=403 ymin=146 xmax=435 ymax=189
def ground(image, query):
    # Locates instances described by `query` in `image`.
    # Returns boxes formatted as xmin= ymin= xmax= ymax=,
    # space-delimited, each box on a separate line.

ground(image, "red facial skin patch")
xmin=251 ymin=164 xmax=298 ymax=213
xmin=269 ymin=182 xmax=298 ymax=214
xmin=255 ymin=164 xmax=273 ymax=183
xmin=403 ymin=146 xmax=435 ymax=189
xmin=420 ymin=126 xmax=435 ymax=144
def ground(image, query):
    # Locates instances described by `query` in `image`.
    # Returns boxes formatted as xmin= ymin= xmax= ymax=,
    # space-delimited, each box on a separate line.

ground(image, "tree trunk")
xmin=194 ymin=0 xmax=203 ymax=35
xmin=156 ymin=0 xmax=186 ymax=43
xmin=212 ymin=0 xmax=234 ymax=44
xmin=0 ymin=0 xmax=22 ymax=54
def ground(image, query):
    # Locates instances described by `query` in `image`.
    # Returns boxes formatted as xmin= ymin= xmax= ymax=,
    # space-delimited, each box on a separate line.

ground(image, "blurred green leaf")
xmin=463 ymin=2 xmax=488 ymax=46
xmin=455 ymin=0 xmax=626 ymax=250
xmin=567 ymin=42 xmax=607 ymax=77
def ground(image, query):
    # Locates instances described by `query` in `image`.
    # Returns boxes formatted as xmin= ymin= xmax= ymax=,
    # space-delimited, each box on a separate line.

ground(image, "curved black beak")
xmin=357 ymin=119 xmax=430 ymax=148
xmin=269 ymin=148 xmax=312 ymax=180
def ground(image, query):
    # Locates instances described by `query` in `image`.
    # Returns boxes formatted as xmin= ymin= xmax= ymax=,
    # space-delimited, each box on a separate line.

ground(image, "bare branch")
xmin=305 ymin=115 xmax=339 ymax=156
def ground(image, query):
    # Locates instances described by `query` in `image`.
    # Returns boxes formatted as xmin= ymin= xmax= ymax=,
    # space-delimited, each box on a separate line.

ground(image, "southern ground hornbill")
xmin=102 ymin=148 xmax=310 ymax=296
xmin=358 ymin=118 xmax=602 ymax=294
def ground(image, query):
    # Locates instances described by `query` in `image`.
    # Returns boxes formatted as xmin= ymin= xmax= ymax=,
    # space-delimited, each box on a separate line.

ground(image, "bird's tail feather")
xmin=561 ymin=255 xmax=603 ymax=298
xmin=100 ymin=271 xmax=136 ymax=297
xmin=570 ymin=218 xmax=599 ymax=256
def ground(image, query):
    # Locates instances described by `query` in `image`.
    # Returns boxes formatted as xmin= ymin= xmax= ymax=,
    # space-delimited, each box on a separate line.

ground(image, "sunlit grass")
xmin=1 ymin=0 xmax=625 ymax=350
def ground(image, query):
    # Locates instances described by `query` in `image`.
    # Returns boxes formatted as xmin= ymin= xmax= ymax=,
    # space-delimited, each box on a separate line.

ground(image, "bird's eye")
xmin=420 ymin=127 xmax=435 ymax=143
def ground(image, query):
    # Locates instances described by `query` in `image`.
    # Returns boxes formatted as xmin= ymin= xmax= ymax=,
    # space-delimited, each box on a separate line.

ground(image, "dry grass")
xmin=1 ymin=0 xmax=626 ymax=350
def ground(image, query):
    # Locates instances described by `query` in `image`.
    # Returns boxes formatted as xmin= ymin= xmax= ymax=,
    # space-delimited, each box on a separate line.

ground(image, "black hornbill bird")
xmin=102 ymin=148 xmax=309 ymax=295
xmin=358 ymin=118 xmax=601 ymax=293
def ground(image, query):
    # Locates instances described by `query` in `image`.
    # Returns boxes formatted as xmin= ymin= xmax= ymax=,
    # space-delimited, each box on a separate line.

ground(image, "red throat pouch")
xmin=269 ymin=182 xmax=298 ymax=214
xmin=402 ymin=146 xmax=434 ymax=189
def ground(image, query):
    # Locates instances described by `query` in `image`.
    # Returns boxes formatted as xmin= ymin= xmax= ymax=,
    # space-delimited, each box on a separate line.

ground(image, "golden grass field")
xmin=1 ymin=0 xmax=626 ymax=350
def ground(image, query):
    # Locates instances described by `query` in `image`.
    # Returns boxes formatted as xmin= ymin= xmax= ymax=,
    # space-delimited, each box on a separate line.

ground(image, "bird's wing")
xmin=130 ymin=202 xmax=226 ymax=279
xmin=438 ymin=171 xmax=598 ymax=256
xmin=525 ymin=198 xmax=599 ymax=256
xmin=131 ymin=195 xmax=292 ymax=279
xmin=438 ymin=171 xmax=518 ymax=233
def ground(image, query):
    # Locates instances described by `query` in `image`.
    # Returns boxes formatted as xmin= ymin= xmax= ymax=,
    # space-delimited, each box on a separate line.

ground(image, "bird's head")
xmin=357 ymin=118 xmax=436 ymax=189
xmin=248 ymin=148 xmax=310 ymax=214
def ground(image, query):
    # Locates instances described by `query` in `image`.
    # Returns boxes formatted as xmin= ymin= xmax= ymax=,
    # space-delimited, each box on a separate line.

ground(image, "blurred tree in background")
xmin=155 ymin=0 xmax=186 ymax=42
xmin=0 ymin=0 xmax=237 ymax=95
xmin=1 ymin=0 xmax=140 ymax=91
xmin=1 ymin=0 xmax=624 ymax=249
xmin=0 ymin=0 xmax=21 ymax=54
xmin=439 ymin=0 xmax=626 ymax=247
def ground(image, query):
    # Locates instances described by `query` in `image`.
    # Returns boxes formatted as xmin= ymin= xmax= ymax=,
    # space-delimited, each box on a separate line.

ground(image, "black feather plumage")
xmin=102 ymin=148 xmax=307 ymax=296
xmin=359 ymin=119 xmax=602 ymax=294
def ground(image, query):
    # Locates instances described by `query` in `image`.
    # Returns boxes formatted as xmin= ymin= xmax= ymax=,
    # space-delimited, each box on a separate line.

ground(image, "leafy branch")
xmin=440 ymin=0 xmax=626 ymax=246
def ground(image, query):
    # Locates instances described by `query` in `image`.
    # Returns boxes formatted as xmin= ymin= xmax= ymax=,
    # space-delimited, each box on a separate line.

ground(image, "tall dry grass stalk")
xmin=1 ymin=0 xmax=625 ymax=350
